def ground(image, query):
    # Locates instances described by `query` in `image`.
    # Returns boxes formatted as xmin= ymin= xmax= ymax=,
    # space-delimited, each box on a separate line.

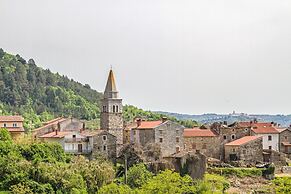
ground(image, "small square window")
xmin=103 ymin=135 xmax=107 ymax=141
xmin=159 ymin=130 xmax=163 ymax=136
xmin=3 ymin=123 xmax=7 ymax=127
xmin=103 ymin=145 xmax=107 ymax=151
xmin=202 ymin=143 xmax=206 ymax=149
xmin=285 ymin=136 xmax=288 ymax=140
xmin=231 ymin=135 xmax=235 ymax=140
xmin=159 ymin=138 xmax=163 ymax=143
xmin=176 ymin=137 xmax=179 ymax=143
xmin=232 ymin=148 xmax=236 ymax=152
xmin=268 ymin=136 xmax=272 ymax=141
xmin=223 ymin=135 xmax=227 ymax=140
xmin=13 ymin=123 xmax=17 ymax=127
xmin=269 ymin=146 xmax=272 ymax=150
xmin=72 ymin=135 xmax=76 ymax=138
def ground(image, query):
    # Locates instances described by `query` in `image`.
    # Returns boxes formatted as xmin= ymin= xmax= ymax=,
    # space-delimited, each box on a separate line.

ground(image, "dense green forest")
xmin=0 ymin=48 xmax=198 ymax=130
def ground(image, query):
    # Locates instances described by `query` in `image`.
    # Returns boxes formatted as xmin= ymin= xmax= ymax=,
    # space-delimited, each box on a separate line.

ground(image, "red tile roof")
xmin=33 ymin=118 xmax=67 ymax=132
xmin=238 ymin=121 xmax=279 ymax=134
xmin=184 ymin=128 xmax=217 ymax=137
xmin=39 ymin=131 xmax=72 ymax=138
xmin=0 ymin=115 xmax=24 ymax=122
xmin=225 ymin=136 xmax=262 ymax=146
xmin=136 ymin=121 xmax=163 ymax=129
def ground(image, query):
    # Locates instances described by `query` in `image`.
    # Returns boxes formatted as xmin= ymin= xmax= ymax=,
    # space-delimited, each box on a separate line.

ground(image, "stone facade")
xmin=184 ymin=136 xmax=220 ymax=159
xmin=279 ymin=128 xmax=291 ymax=154
xmin=131 ymin=120 xmax=184 ymax=157
xmin=91 ymin=131 xmax=117 ymax=162
xmin=33 ymin=117 xmax=84 ymax=138
xmin=224 ymin=136 xmax=263 ymax=165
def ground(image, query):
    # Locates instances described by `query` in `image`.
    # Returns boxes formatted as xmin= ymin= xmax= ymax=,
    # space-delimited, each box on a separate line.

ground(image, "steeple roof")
xmin=104 ymin=69 xmax=118 ymax=98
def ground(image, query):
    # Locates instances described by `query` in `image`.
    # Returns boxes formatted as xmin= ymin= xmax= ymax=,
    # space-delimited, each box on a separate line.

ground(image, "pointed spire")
xmin=104 ymin=69 xmax=118 ymax=98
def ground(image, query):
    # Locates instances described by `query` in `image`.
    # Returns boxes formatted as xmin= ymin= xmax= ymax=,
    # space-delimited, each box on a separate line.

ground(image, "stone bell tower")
xmin=100 ymin=69 xmax=123 ymax=147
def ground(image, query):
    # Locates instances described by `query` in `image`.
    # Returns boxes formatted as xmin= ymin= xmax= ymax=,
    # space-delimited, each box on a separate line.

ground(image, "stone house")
xmin=90 ymin=130 xmax=117 ymax=161
xmin=250 ymin=122 xmax=280 ymax=151
xmin=39 ymin=130 xmax=91 ymax=154
xmin=210 ymin=121 xmax=252 ymax=160
xmin=183 ymin=127 xmax=220 ymax=159
xmin=32 ymin=117 xmax=84 ymax=138
xmin=130 ymin=118 xmax=185 ymax=157
xmin=224 ymin=136 xmax=263 ymax=165
xmin=278 ymin=127 xmax=291 ymax=155
xmin=0 ymin=115 xmax=25 ymax=139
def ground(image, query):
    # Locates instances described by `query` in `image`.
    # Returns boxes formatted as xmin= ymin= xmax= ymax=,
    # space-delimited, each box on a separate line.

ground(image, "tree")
xmin=124 ymin=164 xmax=153 ymax=188
xmin=0 ymin=128 xmax=12 ymax=142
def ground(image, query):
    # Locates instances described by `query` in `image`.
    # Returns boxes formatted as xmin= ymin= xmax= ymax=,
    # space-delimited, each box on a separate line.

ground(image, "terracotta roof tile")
xmin=136 ymin=121 xmax=163 ymax=129
xmin=39 ymin=131 xmax=72 ymax=138
xmin=225 ymin=136 xmax=262 ymax=146
xmin=238 ymin=121 xmax=279 ymax=134
xmin=0 ymin=115 xmax=24 ymax=122
xmin=184 ymin=128 xmax=217 ymax=137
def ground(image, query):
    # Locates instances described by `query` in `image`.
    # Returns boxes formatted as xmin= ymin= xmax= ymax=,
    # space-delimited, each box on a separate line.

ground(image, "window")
xmin=269 ymin=146 xmax=272 ymax=150
xmin=176 ymin=137 xmax=179 ymax=143
xmin=13 ymin=123 xmax=17 ymax=127
xmin=103 ymin=145 xmax=107 ymax=151
xmin=176 ymin=129 xmax=180 ymax=135
xmin=223 ymin=135 xmax=227 ymax=140
xmin=192 ymin=143 xmax=196 ymax=149
xmin=245 ymin=128 xmax=248 ymax=132
xmin=159 ymin=138 xmax=163 ymax=143
xmin=159 ymin=130 xmax=163 ymax=136
xmin=231 ymin=134 xmax=236 ymax=140
xmin=116 ymin=106 xmax=119 ymax=113
xmin=268 ymin=135 xmax=272 ymax=141
xmin=232 ymin=148 xmax=236 ymax=152
xmin=113 ymin=105 xmax=116 ymax=113
xmin=202 ymin=143 xmax=206 ymax=149
xmin=3 ymin=123 xmax=6 ymax=127
xmin=232 ymin=129 xmax=235 ymax=132
xmin=285 ymin=136 xmax=288 ymax=140
xmin=103 ymin=135 xmax=107 ymax=141
xmin=72 ymin=135 xmax=76 ymax=138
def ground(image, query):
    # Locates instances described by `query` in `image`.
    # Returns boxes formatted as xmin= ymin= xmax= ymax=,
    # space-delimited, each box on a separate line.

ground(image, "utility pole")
xmin=124 ymin=154 xmax=128 ymax=184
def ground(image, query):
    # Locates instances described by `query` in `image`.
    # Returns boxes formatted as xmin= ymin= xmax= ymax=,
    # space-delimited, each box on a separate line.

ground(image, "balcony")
xmin=64 ymin=137 xmax=89 ymax=143
xmin=65 ymin=149 xmax=92 ymax=154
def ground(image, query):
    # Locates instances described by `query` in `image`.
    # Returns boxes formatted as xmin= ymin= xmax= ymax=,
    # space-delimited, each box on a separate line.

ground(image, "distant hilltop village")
xmin=1 ymin=69 xmax=291 ymax=177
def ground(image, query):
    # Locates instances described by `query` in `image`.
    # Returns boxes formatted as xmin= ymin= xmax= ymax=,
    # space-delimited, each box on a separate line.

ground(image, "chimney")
xmin=254 ymin=118 xmax=258 ymax=124
xmin=136 ymin=118 xmax=142 ymax=127
xmin=162 ymin=117 xmax=168 ymax=123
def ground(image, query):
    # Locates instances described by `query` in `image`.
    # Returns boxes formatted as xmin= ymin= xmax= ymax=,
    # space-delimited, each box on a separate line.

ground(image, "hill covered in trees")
xmin=0 ymin=49 xmax=198 ymax=130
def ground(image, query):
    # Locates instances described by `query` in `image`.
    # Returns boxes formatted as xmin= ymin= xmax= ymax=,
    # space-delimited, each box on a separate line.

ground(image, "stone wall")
xmin=225 ymin=137 xmax=263 ymax=165
xmin=154 ymin=121 xmax=184 ymax=157
xmin=279 ymin=129 xmax=291 ymax=153
xmin=91 ymin=131 xmax=117 ymax=162
xmin=184 ymin=136 xmax=220 ymax=159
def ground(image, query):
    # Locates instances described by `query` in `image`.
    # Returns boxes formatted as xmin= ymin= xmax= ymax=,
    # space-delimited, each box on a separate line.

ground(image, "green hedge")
xmin=208 ymin=167 xmax=264 ymax=178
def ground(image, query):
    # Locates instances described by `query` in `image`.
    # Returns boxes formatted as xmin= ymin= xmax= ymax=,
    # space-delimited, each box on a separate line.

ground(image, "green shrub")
xmin=272 ymin=177 xmax=291 ymax=193
xmin=204 ymin=173 xmax=230 ymax=192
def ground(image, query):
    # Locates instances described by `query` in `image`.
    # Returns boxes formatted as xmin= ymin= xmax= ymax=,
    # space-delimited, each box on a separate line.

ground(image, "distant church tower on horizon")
xmin=100 ymin=69 xmax=123 ymax=147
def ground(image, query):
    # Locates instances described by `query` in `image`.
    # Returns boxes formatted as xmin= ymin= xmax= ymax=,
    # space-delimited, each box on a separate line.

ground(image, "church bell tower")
xmin=100 ymin=69 xmax=123 ymax=146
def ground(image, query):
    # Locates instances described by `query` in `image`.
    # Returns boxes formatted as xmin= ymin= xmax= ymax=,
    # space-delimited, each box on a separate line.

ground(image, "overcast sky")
xmin=1 ymin=0 xmax=291 ymax=115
